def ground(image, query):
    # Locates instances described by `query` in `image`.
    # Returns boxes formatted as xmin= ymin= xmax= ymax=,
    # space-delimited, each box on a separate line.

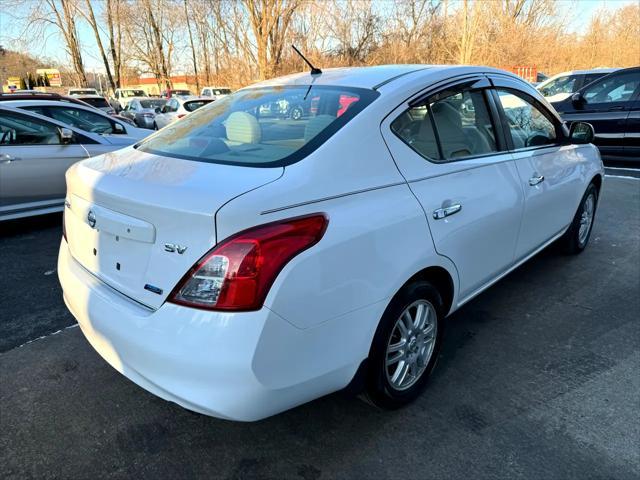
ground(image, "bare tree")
xmin=242 ymin=0 xmax=301 ymax=79
xmin=183 ymin=0 xmax=200 ymax=90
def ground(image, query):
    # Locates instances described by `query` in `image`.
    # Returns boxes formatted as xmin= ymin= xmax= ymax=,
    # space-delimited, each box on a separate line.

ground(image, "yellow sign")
xmin=36 ymin=68 xmax=62 ymax=87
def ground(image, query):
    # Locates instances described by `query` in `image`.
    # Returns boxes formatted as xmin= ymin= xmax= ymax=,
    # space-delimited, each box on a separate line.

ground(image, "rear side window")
xmin=392 ymin=87 xmax=497 ymax=161
xmin=137 ymin=85 xmax=378 ymax=167
xmin=495 ymin=89 xmax=557 ymax=149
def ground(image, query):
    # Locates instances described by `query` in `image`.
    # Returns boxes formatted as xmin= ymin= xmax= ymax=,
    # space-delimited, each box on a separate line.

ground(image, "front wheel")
xmin=560 ymin=182 xmax=598 ymax=254
xmin=364 ymin=281 xmax=444 ymax=409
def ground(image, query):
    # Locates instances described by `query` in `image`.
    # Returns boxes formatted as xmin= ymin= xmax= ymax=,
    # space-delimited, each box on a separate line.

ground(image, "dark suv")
xmin=550 ymin=67 xmax=640 ymax=161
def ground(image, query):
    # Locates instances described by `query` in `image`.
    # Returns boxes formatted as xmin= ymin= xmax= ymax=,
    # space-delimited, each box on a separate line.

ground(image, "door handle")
xmin=433 ymin=203 xmax=462 ymax=220
xmin=0 ymin=154 xmax=21 ymax=164
xmin=529 ymin=175 xmax=545 ymax=186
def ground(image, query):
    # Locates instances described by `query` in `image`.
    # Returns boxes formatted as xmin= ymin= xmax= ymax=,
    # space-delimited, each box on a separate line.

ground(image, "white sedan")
xmin=153 ymin=96 xmax=214 ymax=129
xmin=58 ymin=65 xmax=603 ymax=421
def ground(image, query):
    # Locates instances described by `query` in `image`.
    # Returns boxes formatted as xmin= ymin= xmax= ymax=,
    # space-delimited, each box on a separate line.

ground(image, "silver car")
xmin=0 ymin=105 xmax=144 ymax=220
xmin=121 ymin=98 xmax=167 ymax=129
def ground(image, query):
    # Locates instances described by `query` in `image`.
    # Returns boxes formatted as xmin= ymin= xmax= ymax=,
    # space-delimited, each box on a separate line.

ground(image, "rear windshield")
xmin=121 ymin=90 xmax=146 ymax=97
xmin=80 ymin=97 xmax=109 ymax=108
xmin=137 ymin=85 xmax=378 ymax=167
xmin=140 ymin=99 xmax=166 ymax=108
xmin=70 ymin=90 xmax=96 ymax=95
xmin=184 ymin=99 xmax=214 ymax=112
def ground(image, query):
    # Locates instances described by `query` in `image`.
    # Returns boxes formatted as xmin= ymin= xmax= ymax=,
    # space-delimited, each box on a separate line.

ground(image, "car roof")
xmin=0 ymin=99 xmax=99 ymax=109
xmin=546 ymin=68 xmax=620 ymax=79
xmin=245 ymin=65 xmax=518 ymax=91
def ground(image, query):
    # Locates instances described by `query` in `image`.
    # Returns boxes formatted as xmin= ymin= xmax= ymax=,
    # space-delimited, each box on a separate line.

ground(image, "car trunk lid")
xmin=64 ymin=147 xmax=283 ymax=309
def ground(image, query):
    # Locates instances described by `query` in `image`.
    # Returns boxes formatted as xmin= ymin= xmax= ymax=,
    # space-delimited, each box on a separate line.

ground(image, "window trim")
xmin=390 ymin=76 xmax=506 ymax=164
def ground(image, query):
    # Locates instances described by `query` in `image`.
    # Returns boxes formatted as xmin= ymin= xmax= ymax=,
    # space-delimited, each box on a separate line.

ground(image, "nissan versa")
xmin=58 ymin=65 xmax=603 ymax=421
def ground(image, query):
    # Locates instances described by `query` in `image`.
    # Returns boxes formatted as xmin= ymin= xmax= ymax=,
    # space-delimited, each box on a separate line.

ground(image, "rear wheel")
xmin=560 ymin=183 xmax=598 ymax=254
xmin=364 ymin=281 xmax=443 ymax=409
xmin=153 ymin=121 xmax=158 ymax=130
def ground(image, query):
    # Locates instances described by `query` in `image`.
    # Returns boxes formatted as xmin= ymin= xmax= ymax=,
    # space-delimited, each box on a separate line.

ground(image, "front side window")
xmin=137 ymin=85 xmax=378 ymax=167
xmin=496 ymin=89 xmax=557 ymax=149
xmin=0 ymin=110 xmax=62 ymax=145
xmin=582 ymin=71 xmax=640 ymax=104
xmin=392 ymin=87 xmax=497 ymax=161
xmin=26 ymin=106 xmax=115 ymax=135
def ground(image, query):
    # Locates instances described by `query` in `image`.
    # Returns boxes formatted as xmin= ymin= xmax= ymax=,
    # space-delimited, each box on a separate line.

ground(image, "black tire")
xmin=560 ymin=183 xmax=598 ymax=254
xmin=153 ymin=121 xmax=158 ymax=130
xmin=364 ymin=280 xmax=444 ymax=409
xmin=291 ymin=106 xmax=303 ymax=120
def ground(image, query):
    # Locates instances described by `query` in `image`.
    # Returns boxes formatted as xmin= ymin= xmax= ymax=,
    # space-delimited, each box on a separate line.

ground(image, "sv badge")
xmin=164 ymin=243 xmax=187 ymax=254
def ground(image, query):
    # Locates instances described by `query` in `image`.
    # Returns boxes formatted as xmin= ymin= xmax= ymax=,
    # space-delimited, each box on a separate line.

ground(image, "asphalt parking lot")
xmin=1 ymin=172 xmax=639 ymax=479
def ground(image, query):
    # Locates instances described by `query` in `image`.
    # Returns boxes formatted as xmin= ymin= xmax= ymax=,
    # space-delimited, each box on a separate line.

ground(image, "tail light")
xmin=168 ymin=214 xmax=328 ymax=311
xmin=177 ymin=114 xmax=186 ymax=119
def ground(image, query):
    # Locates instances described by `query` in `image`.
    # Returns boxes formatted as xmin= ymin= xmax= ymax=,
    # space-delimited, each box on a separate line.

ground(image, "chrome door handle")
xmin=529 ymin=175 xmax=545 ymax=186
xmin=0 ymin=154 xmax=21 ymax=164
xmin=433 ymin=203 xmax=462 ymax=220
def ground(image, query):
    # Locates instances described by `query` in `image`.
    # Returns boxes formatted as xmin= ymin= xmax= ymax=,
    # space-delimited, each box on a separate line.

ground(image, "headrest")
xmin=226 ymin=111 xmax=261 ymax=144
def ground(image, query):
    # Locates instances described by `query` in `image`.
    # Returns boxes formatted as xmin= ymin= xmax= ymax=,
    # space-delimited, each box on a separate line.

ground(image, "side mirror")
xmin=113 ymin=122 xmax=125 ymax=134
xmin=569 ymin=121 xmax=594 ymax=144
xmin=59 ymin=127 xmax=74 ymax=144
xmin=155 ymin=107 xmax=161 ymax=113
xmin=571 ymin=92 xmax=585 ymax=108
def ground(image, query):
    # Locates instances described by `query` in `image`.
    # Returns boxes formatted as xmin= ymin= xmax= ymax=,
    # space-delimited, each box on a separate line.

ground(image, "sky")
xmin=0 ymin=0 xmax=637 ymax=72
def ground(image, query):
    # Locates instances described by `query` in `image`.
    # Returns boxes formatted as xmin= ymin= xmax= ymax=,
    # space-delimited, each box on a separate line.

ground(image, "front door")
xmin=563 ymin=70 xmax=640 ymax=158
xmin=490 ymin=77 xmax=588 ymax=260
xmin=381 ymin=77 xmax=524 ymax=300
xmin=0 ymin=109 xmax=88 ymax=215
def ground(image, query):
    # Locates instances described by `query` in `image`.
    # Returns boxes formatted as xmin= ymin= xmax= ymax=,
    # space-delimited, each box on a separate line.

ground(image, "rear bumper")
xmin=57 ymin=239 xmax=364 ymax=421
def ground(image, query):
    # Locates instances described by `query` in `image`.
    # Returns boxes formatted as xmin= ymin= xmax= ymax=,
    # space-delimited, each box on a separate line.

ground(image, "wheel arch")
xmin=395 ymin=265 xmax=456 ymax=318
xmin=591 ymin=173 xmax=602 ymax=193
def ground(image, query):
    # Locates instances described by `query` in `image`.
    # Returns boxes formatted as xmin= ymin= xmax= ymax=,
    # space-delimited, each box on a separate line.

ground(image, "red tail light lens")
xmin=168 ymin=214 xmax=328 ymax=311
xmin=177 ymin=114 xmax=186 ymax=119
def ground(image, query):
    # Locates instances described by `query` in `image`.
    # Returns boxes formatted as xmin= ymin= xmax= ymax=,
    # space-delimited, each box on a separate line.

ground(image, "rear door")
xmin=0 ymin=108 xmax=89 ymax=213
xmin=382 ymin=76 xmax=524 ymax=300
xmin=623 ymin=89 xmax=640 ymax=159
xmin=489 ymin=76 xmax=584 ymax=260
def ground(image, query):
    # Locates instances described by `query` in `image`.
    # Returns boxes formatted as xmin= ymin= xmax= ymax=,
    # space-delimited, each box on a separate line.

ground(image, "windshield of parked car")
xmin=539 ymin=75 xmax=577 ymax=96
xmin=140 ymin=99 xmax=166 ymax=109
xmin=121 ymin=90 xmax=146 ymax=97
xmin=137 ymin=85 xmax=378 ymax=167
xmin=183 ymin=99 xmax=214 ymax=112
